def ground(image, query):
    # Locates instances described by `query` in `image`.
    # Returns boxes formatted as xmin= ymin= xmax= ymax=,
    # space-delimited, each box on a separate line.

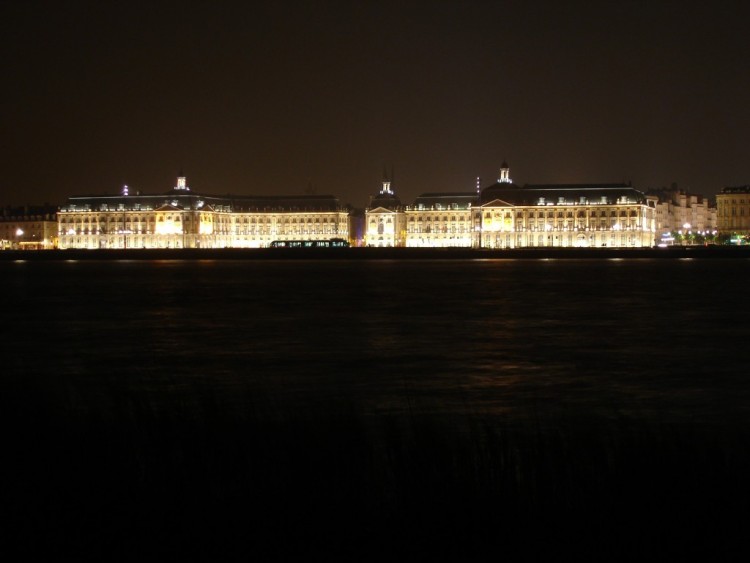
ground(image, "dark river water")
xmin=2 ymin=257 xmax=748 ymax=425
xmin=2 ymin=257 xmax=749 ymax=559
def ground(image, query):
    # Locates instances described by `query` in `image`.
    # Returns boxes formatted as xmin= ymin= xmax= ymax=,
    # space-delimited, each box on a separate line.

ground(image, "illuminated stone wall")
xmin=0 ymin=218 xmax=57 ymax=249
xmin=652 ymin=190 xmax=716 ymax=243
xmin=364 ymin=208 xmax=406 ymax=247
xmin=404 ymin=208 xmax=473 ymax=247
xmin=472 ymin=202 xmax=657 ymax=248
xmin=58 ymin=207 xmax=351 ymax=249
xmin=57 ymin=178 xmax=351 ymax=250
xmin=716 ymin=186 xmax=750 ymax=235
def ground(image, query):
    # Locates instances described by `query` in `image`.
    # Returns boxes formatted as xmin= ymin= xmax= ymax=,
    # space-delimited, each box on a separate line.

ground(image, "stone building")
xmin=367 ymin=161 xmax=658 ymax=249
xmin=57 ymin=176 xmax=350 ymax=249
xmin=364 ymin=176 xmax=406 ymax=247
xmin=404 ymin=192 xmax=475 ymax=247
xmin=474 ymin=163 xmax=657 ymax=248
xmin=716 ymin=186 xmax=750 ymax=236
xmin=649 ymin=188 xmax=716 ymax=244
xmin=0 ymin=205 xmax=58 ymax=249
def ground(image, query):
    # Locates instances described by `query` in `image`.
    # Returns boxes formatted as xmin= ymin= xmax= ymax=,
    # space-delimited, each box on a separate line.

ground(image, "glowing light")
xmin=175 ymin=176 xmax=190 ymax=191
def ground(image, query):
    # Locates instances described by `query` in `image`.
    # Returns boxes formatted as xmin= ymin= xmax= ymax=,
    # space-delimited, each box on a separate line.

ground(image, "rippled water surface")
xmin=3 ymin=258 xmax=748 ymax=427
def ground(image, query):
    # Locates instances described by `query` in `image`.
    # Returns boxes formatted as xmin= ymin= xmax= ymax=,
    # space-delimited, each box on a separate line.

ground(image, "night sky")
xmin=3 ymin=0 xmax=749 ymax=207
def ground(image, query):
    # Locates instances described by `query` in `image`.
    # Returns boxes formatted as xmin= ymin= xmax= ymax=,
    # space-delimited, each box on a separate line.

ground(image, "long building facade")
xmin=474 ymin=164 xmax=657 ymax=248
xmin=3 ymin=163 xmax=683 ymax=251
xmin=365 ymin=163 xmax=658 ymax=248
xmin=58 ymin=176 xmax=350 ymax=249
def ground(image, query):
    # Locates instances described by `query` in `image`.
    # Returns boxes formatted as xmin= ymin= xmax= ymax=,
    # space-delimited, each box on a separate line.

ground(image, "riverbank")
xmin=2 ymin=245 xmax=750 ymax=261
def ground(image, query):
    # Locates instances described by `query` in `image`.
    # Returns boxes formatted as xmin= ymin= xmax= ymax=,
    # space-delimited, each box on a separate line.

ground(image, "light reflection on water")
xmin=2 ymin=258 xmax=749 ymax=425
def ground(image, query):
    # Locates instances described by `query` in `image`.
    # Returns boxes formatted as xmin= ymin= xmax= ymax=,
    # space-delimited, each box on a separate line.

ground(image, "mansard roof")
xmin=368 ymin=193 xmax=403 ymax=211
xmin=1 ymin=204 xmax=58 ymax=220
xmin=412 ymin=192 xmax=477 ymax=209
xmin=228 ymin=194 xmax=344 ymax=212
xmin=61 ymin=191 xmax=345 ymax=213
xmin=721 ymin=185 xmax=750 ymax=194
xmin=480 ymin=182 xmax=647 ymax=206
xmin=62 ymin=192 xmax=214 ymax=212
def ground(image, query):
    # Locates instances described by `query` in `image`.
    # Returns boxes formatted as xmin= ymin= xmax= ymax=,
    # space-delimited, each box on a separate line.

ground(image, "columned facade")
xmin=473 ymin=194 xmax=657 ymax=249
xmin=365 ymin=164 xmax=658 ymax=249
xmin=58 ymin=176 xmax=350 ymax=249
xmin=404 ymin=193 xmax=474 ymax=247
xmin=365 ymin=177 xmax=406 ymax=247
xmin=51 ymin=165 xmax=665 ymax=251
xmin=471 ymin=166 xmax=657 ymax=248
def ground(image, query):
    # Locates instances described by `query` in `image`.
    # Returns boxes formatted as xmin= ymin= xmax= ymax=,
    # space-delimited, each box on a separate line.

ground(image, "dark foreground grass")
xmin=1 ymin=392 xmax=748 ymax=561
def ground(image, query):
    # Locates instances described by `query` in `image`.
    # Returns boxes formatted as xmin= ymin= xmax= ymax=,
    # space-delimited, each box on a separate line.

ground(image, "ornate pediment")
xmin=367 ymin=206 xmax=400 ymax=214
xmin=480 ymin=198 xmax=514 ymax=208
xmin=155 ymin=203 xmax=183 ymax=212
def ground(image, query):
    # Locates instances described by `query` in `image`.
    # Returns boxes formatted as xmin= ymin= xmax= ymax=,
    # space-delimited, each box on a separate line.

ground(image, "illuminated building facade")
xmin=649 ymin=188 xmax=716 ymax=244
xmin=5 ymin=164 xmax=668 ymax=251
xmin=475 ymin=185 xmax=657 ymax=248
xmin=716 ymin=186 xmax=750 ymax=236
xmin=404 ymin=193 xmax=475 ymax=247
xmin=365 ymin=177 xmax=406 ymax=247
xmin=57 ymin=176 xmax=350 ymax=249
xmin=365 ymin=162 xmax=658 ymax=248
xmin=474 ymin=163 xmax=657 ymax=248
xmin=0 ymin=206 xmax=58 ymax=249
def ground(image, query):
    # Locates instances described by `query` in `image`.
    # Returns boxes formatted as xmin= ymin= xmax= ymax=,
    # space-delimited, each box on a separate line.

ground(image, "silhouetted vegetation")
xmin=2 ymin=388 xmax=747 ymax=560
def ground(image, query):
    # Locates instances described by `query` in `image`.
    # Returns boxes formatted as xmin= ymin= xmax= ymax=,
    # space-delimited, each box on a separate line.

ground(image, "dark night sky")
xmin=2 ymin=0 xmax=749 ymax=207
